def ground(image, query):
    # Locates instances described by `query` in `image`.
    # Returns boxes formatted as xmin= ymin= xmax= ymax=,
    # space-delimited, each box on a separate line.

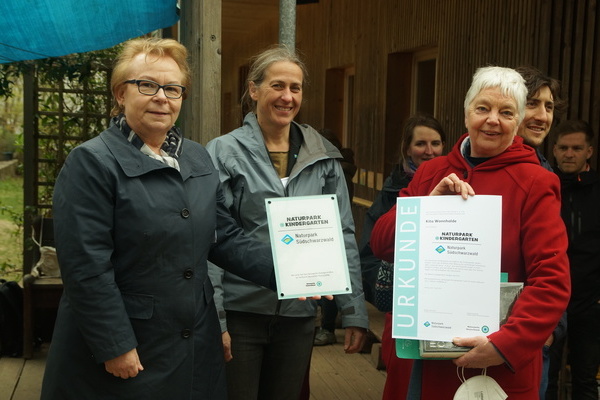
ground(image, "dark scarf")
xmin=402 ymin=158 xmax=418 ymax=178
xmin=112 ymin=114 xmax=183 ymax=158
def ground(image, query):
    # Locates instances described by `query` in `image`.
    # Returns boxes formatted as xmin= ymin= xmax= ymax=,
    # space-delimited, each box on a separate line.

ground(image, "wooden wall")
xmin=221 ymin=0 xmax=600 ymax=203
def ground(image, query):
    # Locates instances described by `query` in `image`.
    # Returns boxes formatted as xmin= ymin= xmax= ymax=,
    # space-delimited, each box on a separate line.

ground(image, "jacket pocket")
xmin=122 ymin=292 xmax=154 ymax=320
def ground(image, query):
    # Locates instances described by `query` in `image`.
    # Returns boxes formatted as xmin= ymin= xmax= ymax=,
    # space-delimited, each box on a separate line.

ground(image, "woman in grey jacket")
xmin=206 ymin=46 xmax=368 ymax=400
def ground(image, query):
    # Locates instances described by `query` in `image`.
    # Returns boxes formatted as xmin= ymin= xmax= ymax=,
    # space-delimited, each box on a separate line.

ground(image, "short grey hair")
xmin=464 ymin=66 xmax=527 ymax=125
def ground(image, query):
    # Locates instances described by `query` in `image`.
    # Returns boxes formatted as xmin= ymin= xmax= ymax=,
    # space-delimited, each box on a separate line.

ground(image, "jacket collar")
xmin=450 ymin=133 xmax=540 ymax=170
xmin=555 ymin=166 xmax=598 ymax=187
xmin=239 ymin=112 xmax=342 ymax=167
xmin=100 ymin=124 xmax=211 ymax=180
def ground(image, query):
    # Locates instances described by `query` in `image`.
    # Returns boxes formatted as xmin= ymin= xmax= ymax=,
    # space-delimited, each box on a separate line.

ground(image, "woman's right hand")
xmin=222 ymin=331 xmax=233 ymax=362
xmin=105 ymin=348 xmax=144 ymax=379
xmin=429 ymin=173 xmax=475 ymax=199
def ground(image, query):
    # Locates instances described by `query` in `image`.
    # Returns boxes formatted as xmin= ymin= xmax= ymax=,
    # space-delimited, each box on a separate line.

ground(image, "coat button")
xmin=184 ymin=269 xmax=193 ymax=279
xmin=181 ymin=329 xmax=192 ymax=339
xmin=181 ymin=208 xmax=190 ymax=218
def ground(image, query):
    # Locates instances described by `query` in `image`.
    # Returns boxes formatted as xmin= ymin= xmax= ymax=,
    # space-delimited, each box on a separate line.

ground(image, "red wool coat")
xmin=371 ymin=134 xmax=570 ymax=399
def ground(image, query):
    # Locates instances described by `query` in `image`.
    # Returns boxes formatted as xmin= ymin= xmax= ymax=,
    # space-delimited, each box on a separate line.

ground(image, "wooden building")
xmin=219 ymin=0 xmax=600 ymax=216
xmin=20 ymin=0 xmax=599 ymax=250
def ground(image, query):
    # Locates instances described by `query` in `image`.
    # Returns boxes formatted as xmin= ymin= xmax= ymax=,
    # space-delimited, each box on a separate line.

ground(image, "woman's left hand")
xmin=452 ymin=336 xmax=505 ymax=369
xmin=344 ymin=326 xmax=368 ymax=354
xmin=429 ymin=173 xmax=475 ymax=199
xmin=105 ymin=348 xmax=144 ymax=379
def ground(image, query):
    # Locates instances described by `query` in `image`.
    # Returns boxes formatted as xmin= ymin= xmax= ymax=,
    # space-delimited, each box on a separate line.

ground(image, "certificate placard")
xmin=392 ymin=195 xmax=502 ymax=341
xmin=265 ymin=195 xmax=352 ymax=299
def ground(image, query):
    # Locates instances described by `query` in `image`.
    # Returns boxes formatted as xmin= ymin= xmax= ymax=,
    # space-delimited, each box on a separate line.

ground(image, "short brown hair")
xmin=515 ymin=66 xmax=567 ymax=115
xmin=552 ymin=119 xmax=594 ymax=145
xmin=110 ymin=37 xmax=191 ymax=116
xmin=399 ymin=114 xmax=446 ymax=166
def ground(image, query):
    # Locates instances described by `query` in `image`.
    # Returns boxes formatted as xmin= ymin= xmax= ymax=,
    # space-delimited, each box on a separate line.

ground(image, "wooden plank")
xmin=312 ymin=331 xmax=386 ymax=398
xmin=591 ymin=0 xmax=600 ymax=171
xmin=308 ymin=372 xmax=338 ymax=399
xmin=370 ymin=343 xmax=386 ymax=370
xmin=0 ymin=356 xmax=24 ymax=400
xmin=11 ymin=355 xmax=46 ymax=400
xmin=10 ymin=336 xmax=384 ymax=400
xmin=581 ymin=0 xmax=596 ymax=119
xmin=569 ymin=0 xmax=586 ymax=118
xmin=180 ymin=0 xmax=222 ymax=145
xmin=366 ymin=302 xmax=385 ymax=343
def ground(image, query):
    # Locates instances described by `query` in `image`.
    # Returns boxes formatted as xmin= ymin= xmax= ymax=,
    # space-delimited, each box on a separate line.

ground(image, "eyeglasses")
xmin=124 ymin=79 xmax=186 ymax=99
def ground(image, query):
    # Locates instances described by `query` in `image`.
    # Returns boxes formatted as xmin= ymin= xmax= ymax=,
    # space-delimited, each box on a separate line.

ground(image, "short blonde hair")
xmin=110 ymin=38 xmax=191 ymax=116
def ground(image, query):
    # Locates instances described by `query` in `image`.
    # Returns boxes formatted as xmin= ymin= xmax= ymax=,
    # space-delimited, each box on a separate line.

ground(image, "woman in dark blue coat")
xmin=41 ymin=38 xmax=275 ymax=400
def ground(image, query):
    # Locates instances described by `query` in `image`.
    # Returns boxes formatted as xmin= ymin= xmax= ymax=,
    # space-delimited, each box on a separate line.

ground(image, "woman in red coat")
xmin=370 ymin=66 xmax=570 ymax=399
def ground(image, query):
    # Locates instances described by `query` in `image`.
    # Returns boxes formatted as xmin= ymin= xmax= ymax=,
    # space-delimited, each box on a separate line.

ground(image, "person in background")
xmin=41 ymin=38 xmax=278 ymax=400
xmin=370 ymin=66 xmax=570 ymax=399
xmin=549 ymin=120 xmax=600 ymax=400
xmin=359 ymin=114 xmax=445 ymax=399
xmin=514 ymin=65 xmax=568 ymax=399
xmin=206 ymin=46 xmax=368 ymax=400
xmin=318 ymin=128 xmax=357 ymax=200
xmin=515 ymin=66 xmax=566 ymax=168
xmin=313 ymin=128 xmax=357 ymax=347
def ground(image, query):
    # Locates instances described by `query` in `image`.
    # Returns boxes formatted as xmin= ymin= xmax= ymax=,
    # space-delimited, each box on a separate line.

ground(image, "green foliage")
xmin=26 ymin=46 xmax=121 ymax=209
xmin=0 ymin=177 xmax=24 ymax=279
xmin=0 ymin=46 xmax=122 ymax=279
xmin=0 ymin=45 xmax=122 ymax=99
xmin=0 ymin=177 xmax=22 ymax=217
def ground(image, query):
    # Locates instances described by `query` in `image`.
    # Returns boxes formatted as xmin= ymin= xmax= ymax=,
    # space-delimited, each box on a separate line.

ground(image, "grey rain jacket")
xmin=206 ymin=113 xmax=368 ymax=331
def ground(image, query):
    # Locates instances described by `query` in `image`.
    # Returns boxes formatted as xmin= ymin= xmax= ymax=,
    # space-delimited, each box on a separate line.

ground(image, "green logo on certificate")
xmin=281 ymin=234 xmax=294 ymax=245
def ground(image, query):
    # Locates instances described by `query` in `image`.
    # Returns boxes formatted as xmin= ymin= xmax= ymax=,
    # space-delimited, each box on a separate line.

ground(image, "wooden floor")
xmin=0 ymin=330 xmax=386 ymax=400
xmin=3 ymin=334 xmax=599 ymax=399
xmin=0 ymin=346 xmax=47 ymax=400
xmin=309 ymin=329 xmax=386 ymax=400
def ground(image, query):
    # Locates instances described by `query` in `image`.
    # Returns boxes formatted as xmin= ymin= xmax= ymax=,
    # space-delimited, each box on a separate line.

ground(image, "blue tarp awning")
xmin=0 ymin=0 xmax=180 ymax=64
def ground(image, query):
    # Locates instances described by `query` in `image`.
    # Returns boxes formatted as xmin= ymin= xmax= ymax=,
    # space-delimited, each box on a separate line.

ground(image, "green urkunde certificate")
xmin=392 ymin=195 xmax=502 ymax=341
xmin=265 ymin=194 xmax=352 ymax=299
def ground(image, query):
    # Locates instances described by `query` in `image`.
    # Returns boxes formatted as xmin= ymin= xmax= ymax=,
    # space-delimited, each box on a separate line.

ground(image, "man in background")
xmin=515 ymin=66 xmax=567 ymax=399
xmin=550 ymin=120 xmax=600 ymax=400
xmin=515 ymin=66 xmax=565 ymax=167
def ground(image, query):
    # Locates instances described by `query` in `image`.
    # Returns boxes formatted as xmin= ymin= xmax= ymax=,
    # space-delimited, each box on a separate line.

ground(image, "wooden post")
xmin=22 ymin=68 xmax=35 ymax=275
xmin=179 ymin=0 xmax=222 ymax=144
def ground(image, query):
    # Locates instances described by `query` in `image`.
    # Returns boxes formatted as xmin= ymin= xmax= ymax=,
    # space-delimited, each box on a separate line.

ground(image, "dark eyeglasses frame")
xmin=124 ymin=79 xmax=186 ymax=99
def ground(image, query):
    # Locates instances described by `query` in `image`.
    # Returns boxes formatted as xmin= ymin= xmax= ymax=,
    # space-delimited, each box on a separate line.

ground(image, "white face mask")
xmin=453 ymin=368 xmax=507 ymax=400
